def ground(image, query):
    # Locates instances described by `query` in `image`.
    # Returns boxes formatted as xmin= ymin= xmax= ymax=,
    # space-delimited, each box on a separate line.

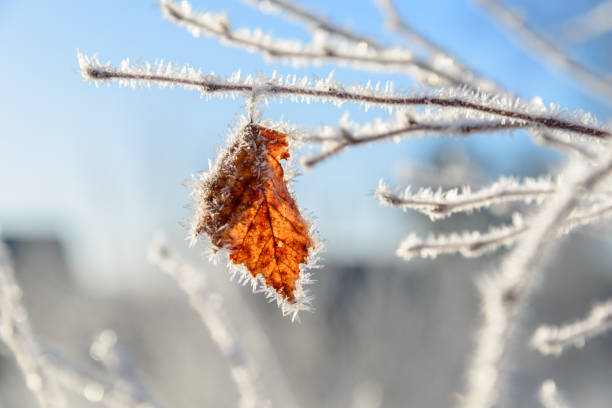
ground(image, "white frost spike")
xmin=376 ymin=176 xmax=556 ymax=220
xmin=531 ymin=299 xmax=612 ymax=356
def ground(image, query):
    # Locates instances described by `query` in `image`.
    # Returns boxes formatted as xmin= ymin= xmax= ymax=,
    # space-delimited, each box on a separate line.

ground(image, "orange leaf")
xmin=190 ymin=123 xmax=316 ymax=314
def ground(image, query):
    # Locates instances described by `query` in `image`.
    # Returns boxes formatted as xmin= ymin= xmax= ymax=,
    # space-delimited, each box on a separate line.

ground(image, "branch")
xmin=476 ymin=0 xmax=612 ymax=103
xmin=148 ymin=237 xmax=263 ymax=408
xmin=42 ymin=350 xmax=157 ymax=408
xmin=376 ymin=176 xmax=555 ymax=220
xmin=245 ymin=0 xmax=381 ymax=47
xmin=303 ymin=112 xmax=530 ymax=167
xmin=77 ymin=52 xmax=611 ymax=140
xmin=89 ymin=330 xmax=163 ymax=407
xmin=0 ymin=240 xmax=67 ymax=408
xmin=531 ymin=299 xmax=612 ymax=356
xmin=460 ymin=148 xmax=612 ymax=408
xmin=398 ymin=199 xmax=612 ymax=261
xmin=160 ymin=0 xmax=468 ymax=87
xmin=397 ymin=213 xmax=527 ymax=261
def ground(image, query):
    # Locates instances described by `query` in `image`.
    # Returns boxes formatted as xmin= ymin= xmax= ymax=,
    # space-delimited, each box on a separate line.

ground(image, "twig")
xmin=460 ymin=147 xmax=612 ymax=408
xmin=148 ymin=237 xmax=264 ymax=408
xmin=160 ymin=0 xmax=468 ymax=87
xmin=531 ymin=299 xmax=612 ymax=356
xmin=303 ymin=117 xmax=529 ymax=167
xmin=377 ymin=176 xmax=555 ymax=220
xmin=0 ymin=240 xmax=67 ymax=408
xmin=42 ymin=350 xmax=156 ymax=408
xmin=77 ymin=52 xmax=611 ymax=140
xmin=476 ymin=0 xmax=612 ymax=103
xmin=398 ymin=200 xmax=612 ymax=261
xmin=397 ymin=213 xmax=527 ymax=261
xmin=245 ymin=0 xmax=381 ymax=47
xmin=90 ymin=330 xmax=163 ymax=407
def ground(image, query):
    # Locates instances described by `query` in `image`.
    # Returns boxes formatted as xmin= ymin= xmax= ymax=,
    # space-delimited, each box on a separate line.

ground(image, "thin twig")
xmin=0 ymin=240 xmax=67 ymax=408
xmin=304 ymin=118 xmax=529 ymax=167
xmin=245 ymin=0 xmax=382 ymax=47
xmin=397 ymin=200 xmax=612 ymax=261
xmin=148 ymin=237 xmax=264 ymax=408
xmin=90 ymin=330 xmax=163 ymax=407
xmin=376 ymin=176 xmax=555 ymax=220
xmin=461 ymin=147 xmax=612 ymax=408
xmin=531 ymin=299 xmax=612 ymax=356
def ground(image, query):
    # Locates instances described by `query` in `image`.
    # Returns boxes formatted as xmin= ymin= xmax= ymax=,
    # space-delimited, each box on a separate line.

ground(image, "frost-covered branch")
xmin=477 ymin=0 xmax=612 ymax=103
xmin=245 ymin=0 xmax=379 ymax=47
xmin=531 ymin=299 xmax=612 ymax=356
xmin=461 ymin=148 xmax=612 ymax=408
xmin=303 ymin=113 xmax=529 ymax=167
xmin=0 ymin=240 xmax=158 ymax=408
xmin=160 ymin=0 xmax=467 ymax=87
xmin=42 ymin=351 xmax=156 ymax=408
xmin=89 ymin=330 xmax=162 ymax=407
xmin=397 ymin=214 xmax=527 ymax=261
xmin=77 ymin=52 xmax=611 ymax=140
xmin=376 ymin=176 xmax=555 ymax=220
xmin=538 ymin=380 xmax=571 ymax=408
xmin=397 ymin=200 xmax=612 ymax=261
xmin=148 ymin=237 xmax=263 ymax=408
xmin=0 ymin=240 xmax=67 ymax=408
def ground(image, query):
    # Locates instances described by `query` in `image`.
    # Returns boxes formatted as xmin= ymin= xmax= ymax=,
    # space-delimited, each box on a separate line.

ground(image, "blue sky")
xmin=1 ymin=1 xmax=610 ymax=292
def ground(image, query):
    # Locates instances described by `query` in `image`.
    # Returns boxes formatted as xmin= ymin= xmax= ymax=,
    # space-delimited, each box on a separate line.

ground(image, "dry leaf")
xmin=190 ymin=122 xmax=316 ymax=316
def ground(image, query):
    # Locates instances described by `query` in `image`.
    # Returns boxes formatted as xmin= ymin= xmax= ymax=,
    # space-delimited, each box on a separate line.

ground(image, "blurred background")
xmin=1 ymin=1 xmax=612 ymax=407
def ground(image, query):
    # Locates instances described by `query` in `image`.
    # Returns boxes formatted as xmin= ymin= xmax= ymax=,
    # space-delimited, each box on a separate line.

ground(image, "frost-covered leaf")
xmin=189 ymin=122 xmax=318 ymax=318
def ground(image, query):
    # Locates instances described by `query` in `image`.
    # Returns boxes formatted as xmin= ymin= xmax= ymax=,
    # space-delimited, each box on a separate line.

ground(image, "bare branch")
xmin=377 ymin=176 xmax=555 ymax=220
xmin=77 ymin=52 xmax=611 ymax=140
xmin=476 ymin=0 xmax=612 ymax=103
xmin=148 ymin=237 xmax=263 ymax=408
xmin=160 ymin=0 xmax=488 ymax=88
xmin=303 ymin=113 xmax=529 ymax=167
xmin=0 ymin=240 xmax=67 ymax=408
xmin=89 ymin=330 xmax=163 ymax=407
xmin=461 ymin=148 xmax=612 ymax=408
xmin=397 ymin=198 xmax=612 ymax=259
xmin=42 ymin=351 xmax=156 ymax=408
xmin=531 ymin=299 xmax=612 ymax=356
xmin=245 ymin=0 xmax=381 ymax=47
xmin=397 ymin=213 xmax=527 ymax=261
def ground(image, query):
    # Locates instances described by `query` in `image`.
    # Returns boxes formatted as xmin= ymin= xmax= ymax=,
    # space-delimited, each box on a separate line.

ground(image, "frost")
xmin=531 ymin=299 xmax=612 ymax=356
xmin=376 ymin=176 xmax=556 ymax=220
